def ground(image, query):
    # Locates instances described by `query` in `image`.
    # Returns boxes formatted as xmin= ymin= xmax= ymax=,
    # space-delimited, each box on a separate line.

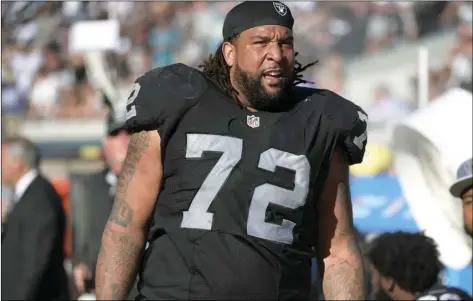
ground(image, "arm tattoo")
xmin=108 ymin=131 xmax=150 ymax=228
xmin=96 ymin=228 xmax=143 ymax=299
xmin=323 ymin=182 xmax=366 ymax=300
xmin=109 ymin=201 xmax=132 ymax=227
xmin=96 ymin=131 xmax=150 ymax=299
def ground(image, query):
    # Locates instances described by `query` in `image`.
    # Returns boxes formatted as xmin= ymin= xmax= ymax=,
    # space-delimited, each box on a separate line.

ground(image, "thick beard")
xmin=233 ymin=63 xmax=292 ymax=111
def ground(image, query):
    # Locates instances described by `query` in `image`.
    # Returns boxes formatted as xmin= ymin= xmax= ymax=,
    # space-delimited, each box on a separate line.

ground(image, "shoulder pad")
xmin=416 ymin=287 xmax=472 ymax=300
xmin=125 ymin=63 xmax=207 ymax=132
xmin=324 ymin=90 xmax=368 ymax=165
xmin=292 ymin=86 xmax=325 ymax=101
xmin=290 ymin=86 xmax=327 ymax=113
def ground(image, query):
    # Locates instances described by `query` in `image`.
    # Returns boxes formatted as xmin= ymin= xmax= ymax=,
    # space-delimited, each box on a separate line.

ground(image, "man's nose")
xmin=266 ymin=43 xmax=283 ymax=63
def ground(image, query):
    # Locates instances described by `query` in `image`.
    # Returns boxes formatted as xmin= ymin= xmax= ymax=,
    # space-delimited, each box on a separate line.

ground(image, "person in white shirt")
xmin=1 ymin=136 xmax=40 ymax=205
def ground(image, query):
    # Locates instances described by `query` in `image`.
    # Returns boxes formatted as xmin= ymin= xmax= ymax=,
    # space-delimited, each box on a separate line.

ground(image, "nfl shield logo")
xmin=247 ymin=115 xmax=260 ymax=128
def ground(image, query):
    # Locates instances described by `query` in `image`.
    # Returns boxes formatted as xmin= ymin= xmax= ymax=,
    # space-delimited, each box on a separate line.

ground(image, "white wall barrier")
xmin=392 ymin=88 xmax=472 ymax=269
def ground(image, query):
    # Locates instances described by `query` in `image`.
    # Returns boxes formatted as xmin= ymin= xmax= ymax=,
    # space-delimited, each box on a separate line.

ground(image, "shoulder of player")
xmin=290 ymin=86 xmax=325 ymax=110
xmin=441 ymin=286 xmax=472 ymax=298
xmin=136 ymin=63 xmax=208 ymax=99
xmin=297 ymin=88 xmax=363 ymax=116
xmin=417 ymin=286 xmax=471 ymax=300
xmin=322 ymin=89 xmax=363 ymax=115
xmin=292 ymin=86 xmax=325 ymax=99
xmin=125 ymin=64 xmax=209 ymax=131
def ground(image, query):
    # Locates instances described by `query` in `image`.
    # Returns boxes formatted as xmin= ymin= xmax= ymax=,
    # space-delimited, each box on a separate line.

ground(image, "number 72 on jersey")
xmin=179 ymin=120 xmax=367 ymax=245
xmin=178 ymin=111 xmax=367 ymax=245
xmin=180 ymin=133 xmax=311 ymax=245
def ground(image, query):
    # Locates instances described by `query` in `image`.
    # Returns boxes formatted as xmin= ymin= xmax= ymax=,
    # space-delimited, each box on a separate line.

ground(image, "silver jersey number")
xmin=180 ymin=134 xmax=310 ymax=245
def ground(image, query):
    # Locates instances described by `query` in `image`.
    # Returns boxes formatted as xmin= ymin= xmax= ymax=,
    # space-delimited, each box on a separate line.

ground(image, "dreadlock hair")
xmin=199 ymin=37 xmax=318 ymax=101
xmin=366 ymin=231 xmax=443 ymax=294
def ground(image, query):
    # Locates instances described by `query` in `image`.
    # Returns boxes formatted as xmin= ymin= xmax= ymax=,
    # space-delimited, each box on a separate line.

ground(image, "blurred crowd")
xmin=1 ymin=1 xmax=472 ymax=124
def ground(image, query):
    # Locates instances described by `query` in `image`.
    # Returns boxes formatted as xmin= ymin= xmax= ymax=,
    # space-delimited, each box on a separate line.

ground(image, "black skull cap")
xmin=222 ymin=1 xmax=294 ymax=41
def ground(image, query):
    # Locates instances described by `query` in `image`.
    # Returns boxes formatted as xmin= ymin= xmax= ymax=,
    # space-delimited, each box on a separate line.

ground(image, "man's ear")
xmin=222 ymin=41 xmax=235 ymax=67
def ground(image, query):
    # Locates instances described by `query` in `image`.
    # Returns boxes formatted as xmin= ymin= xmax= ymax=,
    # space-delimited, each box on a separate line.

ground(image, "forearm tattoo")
xmin=96 ymin=131 xmax=150 ymax=300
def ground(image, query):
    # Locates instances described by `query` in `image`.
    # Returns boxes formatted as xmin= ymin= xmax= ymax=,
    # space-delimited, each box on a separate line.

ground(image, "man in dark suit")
xmin=1 ymin=136 xmax=69 ymax=300
xmin=70 ymin=102 xmax=131 ymax=298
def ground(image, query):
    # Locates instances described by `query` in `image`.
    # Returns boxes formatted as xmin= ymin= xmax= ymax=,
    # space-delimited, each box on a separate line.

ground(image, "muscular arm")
xmin=95 ymin=130 xmax=163 ymax=300
xmin=316 ymin=150 xmax=366 ymax=300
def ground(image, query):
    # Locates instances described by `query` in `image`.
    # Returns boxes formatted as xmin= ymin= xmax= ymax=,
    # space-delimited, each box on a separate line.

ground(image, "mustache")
xmin=255 ymin=73 xmax=292 ymax=83
xmin=258 ymin=68 xmax=292 ymax=78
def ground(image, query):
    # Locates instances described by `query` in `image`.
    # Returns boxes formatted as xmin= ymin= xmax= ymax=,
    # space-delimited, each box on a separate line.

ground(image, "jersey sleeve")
xmin=124 ymin=64 xmax=207 ymax=132
xmin=415 ymin=287 xmax=472 ymax=300
xmin=327 ymin=91 xmax=369 ymax=165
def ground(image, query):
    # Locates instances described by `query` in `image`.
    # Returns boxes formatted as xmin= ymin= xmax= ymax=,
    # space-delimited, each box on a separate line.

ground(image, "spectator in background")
xmin=10 ymin=24 xmax=43 ymax=97
xmin=448 ymin=22 xmax=472 ymax=89
xmin=367 ymin=85 xmax=412 ymax=127
xmin=312 ymin=55 xmax=345 ymax=94
xmin=28 ymin=66 xmax=61 ymax=119
xmin=331 ymin=2 xmax=370 ymax=58
xmin=1 ymin=37 xmax=28 ymax=116
xmin=148 ymin=2 xmax=181 ymax=67
xmin=365 ymin=3 xmax=401 ymax=53
xmin=449 ymin=158 xmax=473 ymax=238
xmin=414 ymin=2 xmax=450 ymax=37
xmin=175 ymin=2 xmax=225 ymax=67
xmin=1 ymin=136 xmax=69 ymax=300
xmin=1 ymin=1 xmax=466 ymax=125
xmin=366 ymin=231 xmax=471 ymax=300
xmin=121 ymin=26 xmax=152 ymax=80
xmin=70 ymin=98 xmax=131 ymax=299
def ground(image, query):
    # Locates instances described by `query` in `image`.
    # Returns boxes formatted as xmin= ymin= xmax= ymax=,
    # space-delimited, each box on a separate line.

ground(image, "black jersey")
xmin=415 ymin=285 xmax=472 ymax=300
xmin=125 ymin=64 xmax=368 ymax=300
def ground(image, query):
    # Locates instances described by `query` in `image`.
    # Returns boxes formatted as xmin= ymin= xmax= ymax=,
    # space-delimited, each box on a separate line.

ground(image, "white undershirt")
xmin=14 ymin=169 xmax=39 ymax=203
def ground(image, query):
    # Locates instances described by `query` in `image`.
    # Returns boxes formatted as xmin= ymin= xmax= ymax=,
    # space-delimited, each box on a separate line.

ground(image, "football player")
xmin=96 ymin=1 xmax=368 ymax=300
xmin=367 ymin=231 xmax=472 ymax=300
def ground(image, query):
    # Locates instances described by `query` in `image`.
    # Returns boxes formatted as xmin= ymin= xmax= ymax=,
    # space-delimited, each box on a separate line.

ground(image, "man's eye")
xmin=281 ymin=42 xmax=294 ymax=48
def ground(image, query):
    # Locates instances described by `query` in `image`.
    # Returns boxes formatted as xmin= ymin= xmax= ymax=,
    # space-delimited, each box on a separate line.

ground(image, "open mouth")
xmin=262 ymin=70 xmax=283 ymax=85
